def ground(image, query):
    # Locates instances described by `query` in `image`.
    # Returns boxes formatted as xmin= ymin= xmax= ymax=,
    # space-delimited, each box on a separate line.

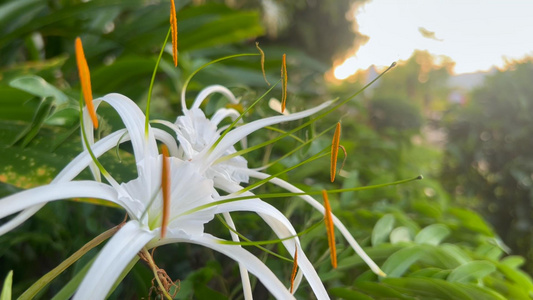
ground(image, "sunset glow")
xmin=334 ymin=0 xmax=533 ymax=79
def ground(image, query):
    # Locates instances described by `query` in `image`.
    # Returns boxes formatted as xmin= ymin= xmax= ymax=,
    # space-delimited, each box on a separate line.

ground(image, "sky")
xmin=334 ymin=0 xmax=533 ymax=79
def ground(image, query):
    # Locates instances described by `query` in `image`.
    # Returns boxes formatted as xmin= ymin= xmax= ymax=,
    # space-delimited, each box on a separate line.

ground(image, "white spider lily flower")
xmin=0 ymin=93 xmax=333 ymax=299
xmin=160 ymin=85 xmax=386 ymax=277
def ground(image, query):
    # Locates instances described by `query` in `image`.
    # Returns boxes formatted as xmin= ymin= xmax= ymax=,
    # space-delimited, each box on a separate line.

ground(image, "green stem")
xmin=145 ymin=27 xmax=172 ymax=137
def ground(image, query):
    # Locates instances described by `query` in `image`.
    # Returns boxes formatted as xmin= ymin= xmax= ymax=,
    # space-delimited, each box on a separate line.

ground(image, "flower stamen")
xmin=330 ymin=122 xmax=341 ymax=182
xmin=75 ymin=37 xmax=98 ymax=129
xmin=290 ymin=246 xmax=298 ymax=293
xmin=281 ymin=53 xmax=288 ymax=113
xmin=256 ymin=42 xmax=270 ymax=85
xmin=322 ymin=190 xmax=337 ymax=268
xmin=161 ymin=145 xmax=171 ymax=238
xmin=170 ymin=0 xmax=178 ymax=67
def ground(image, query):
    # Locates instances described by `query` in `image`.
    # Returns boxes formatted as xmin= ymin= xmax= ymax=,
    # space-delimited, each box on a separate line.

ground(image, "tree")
xmin=442 ymin=59 xmax=533 ymax=273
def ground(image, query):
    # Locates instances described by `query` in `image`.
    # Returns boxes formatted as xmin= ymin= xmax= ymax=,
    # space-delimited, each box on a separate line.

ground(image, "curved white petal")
xmin=210 ymin=108 xmax=241 ymax=126
xmin=153 ymin=128 xmax=179 ymax=157
xmin=214 ymin=198 xmax=330 ymax=299
xmin=201 ymin=100 xmax=333 ymax=169
xmin=98 ymin=94 xmax=158 ymax=160
xmin=74 ymin=220 xmax=155 ymax=300
xmin=190 ymin=85 xmax=238 ymax=110
xmin=0 ymin=207 xmax=41 ymax=235
xmin=154 ymin=233 xmax=296 ymax=300
xmin=243 ymin=168 xmax=385 ymax=276
xmin=222 ymin=212 xmax=252 ymax=300
xmin=0 ymin=129 xmax=129 ymax=235
xmin=82 ymin=100 xmax=101 ymax=182
xmin=56 ymin=129 xmax=128 ymax=182
xmin=0 ymin=181 xmax=121 ymax=220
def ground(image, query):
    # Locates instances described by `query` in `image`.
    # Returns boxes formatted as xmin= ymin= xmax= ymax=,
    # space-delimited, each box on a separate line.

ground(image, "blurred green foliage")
xmin=442 ymin=59 xmax=533 ymax=274
xmin=1 ymin=0 xmax=532 ymax=299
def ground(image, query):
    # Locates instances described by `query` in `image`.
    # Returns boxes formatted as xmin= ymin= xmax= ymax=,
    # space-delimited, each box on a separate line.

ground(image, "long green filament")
xmin=181 ymin=53 xmax=260 ymax=105
xmin=236 ymin=147 xmax=330 ymax=195
xmin=219 ymin=217 xmax=323 ymax=247
xmin=261 ymin=123 xmax=337 ymax=169
xmin=145 ymin=27 xmax=172 ymax=137
xmin=264 ymin=126 xmax=305 ymax=144
xmin=177 ymin=175 xmax=422 ymax=218
xmin=78 ymin=96 xmax=110 ymax=179
xmin=217 ymin=62 xmax=396 ymax=164
xmin=216 ymin=215 xmax=292 ymax=262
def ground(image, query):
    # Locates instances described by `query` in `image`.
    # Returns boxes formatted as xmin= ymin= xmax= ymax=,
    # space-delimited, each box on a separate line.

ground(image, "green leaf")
xmin=10 ymin=97 xmax=54 ymax=147
xmin=383 ymin=277 xmax=506 ymax=300
xmin=476 ymin=244 xmax=503 ymax=261
xmin=414 ymin=224 xmax=450 ymax=245
xmin=389 ymin=226 xmax=411 ymax=244
xmin=412 ymin=268 xmax=451 ymax=280
xmin=0 ymin=271 xmax=13 ymax=300
xmin=0 ymin=85 xmax=36 ymax=121
xmin=9 ymin=76 xmax=69 ymax=107
xmin=51 ymin=258 xmax=94 ymax=300
xmin=500 ymin=256 xmax=525 ymax=269
xmin=353 ymin=281 xmax=410 ymax=299
xmin=328 ymin=287 xmax=373 ymax=300
xmin=381 ymin=246 xmax=424 ymax=278
xmin=338 ymin=244 xmax=403 ymax=270
xmin=180 ymin=11 xmax=264 ymax=51
xmin=19 ymin=224 xmax=122 ymax=299
xmin=371 ymin=214 xmax=395 ymax=246
xmin=447 ymin=261 xmax=496 ymax=283
xmin=496 ymin=263 xmax=533 ymax=292
xmin=449 ymin=208 xmax=494 ymax=236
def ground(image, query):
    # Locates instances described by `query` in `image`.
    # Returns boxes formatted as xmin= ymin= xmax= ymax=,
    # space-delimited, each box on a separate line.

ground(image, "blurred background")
xmin=1 ymin=0 xmax=532 ymax=298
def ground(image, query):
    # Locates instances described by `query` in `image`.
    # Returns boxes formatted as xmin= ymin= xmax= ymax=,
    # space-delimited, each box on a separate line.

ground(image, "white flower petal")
xmin=155 ymin=233 xmax=296 ymax=300
xmin=56 ymin=129 xmax=128 ymax=182
xmin=74 ymin=220 xmax=155 ymax=300
xmin=0 ymin=181 xmax=120 ymax=220
xmin=243 ymin=168 xmax=385 ymax=276
xmin=190 ymin=85 xmax=238 ymax=110
xmin=214 ymin=198 xmax=330 ymax=299
xmin=99 ymin=93 xmax=158 ymax=160
xmin=222 ymin=212 xmax=253 ymax=300
xmin=0 ymin=207 xmax=40 ymax=235
xmin=210 ymin=108 xmax=241 ymax=126
xmin=153 ymin=128 xmax=179 ymax=157
xmin=201 ymin=100 xmax=333 ymax=168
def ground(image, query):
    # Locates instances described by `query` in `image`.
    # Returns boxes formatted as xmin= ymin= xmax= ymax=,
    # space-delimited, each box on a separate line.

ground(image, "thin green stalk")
xmin=145 ymin=27 xmax=172 ymax=137
xmin=220 ymin=62 xmax=396 ymax=163
xmin=261 ymin=123 xmax=337 ymax=169
xmin=78 ymin=96 xmax=110 ymax=178
xmin=181 ymin=53 xmax=260 ymax=104
xmin=218 ymin=216 xmax=323 ymax=246
xmin=215 ymin=215 xmax=292 ymax=262
xmin=236 ymin=147 xmax=330 ymax=195
xmin=264 ymin=126 xmax=305 ymax=144
xmin=178 ymin=175 xmax=422 ymax=218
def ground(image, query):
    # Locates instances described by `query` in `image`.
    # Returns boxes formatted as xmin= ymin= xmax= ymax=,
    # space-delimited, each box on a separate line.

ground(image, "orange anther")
xmin=322 ymin=190 xmax=337 ymax=268
xmin=330 ymin=122 xmax=341 ymax=182
xmin=161 ymin=145 xmax=171 ymax=238
xmin=170 ymin=0 xmax=178 ymax=67
xmin=256 ymin=42 xmax=270 ymax=86
xmin=290 ymin=246 xmax=298 ymax=293
xmin=281 ymin=54 xmax=288 ymax=113
xmin=75 ymin=37 xmax=98 ymax=129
